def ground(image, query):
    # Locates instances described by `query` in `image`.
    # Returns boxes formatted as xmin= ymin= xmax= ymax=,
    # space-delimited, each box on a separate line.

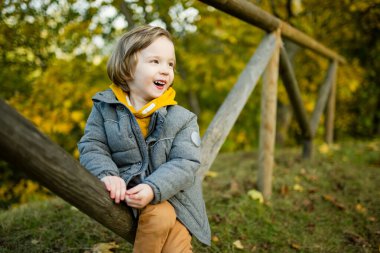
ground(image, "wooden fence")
xmin=0 ymin=0 xmax=345 ymax=243
xmin=198 ymin=0 xmax=345 ymax=198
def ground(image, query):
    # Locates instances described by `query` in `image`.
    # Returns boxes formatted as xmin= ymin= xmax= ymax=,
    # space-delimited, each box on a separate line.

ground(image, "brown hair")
xmin=107 ymin=25 xmax=173 ymax=91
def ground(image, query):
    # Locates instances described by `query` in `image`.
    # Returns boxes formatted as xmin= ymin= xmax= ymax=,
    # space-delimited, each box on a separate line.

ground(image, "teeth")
xmin=154 ymin=80 xmax=165 ymax=86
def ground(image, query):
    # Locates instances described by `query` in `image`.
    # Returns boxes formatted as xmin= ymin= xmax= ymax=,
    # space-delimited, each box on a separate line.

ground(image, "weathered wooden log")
xmin=310 ymin=61 xmax=337 ymax=136
xmin=279 ymin=47 xmax=313 ymax=158
xmin=0 ymin=99 xmax=136 ymax=242
xmin=198 ymin=0 xmax=346 ymax=64
xmin=257 ymin=30 xmax=281 ymax=199
xmin=325 ymin=61 xmax=338 ymax=144
xmin=198 ymin=32 xmax=278 ymax=177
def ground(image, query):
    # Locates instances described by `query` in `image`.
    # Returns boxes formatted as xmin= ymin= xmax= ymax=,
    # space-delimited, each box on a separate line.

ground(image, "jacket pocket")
xmin=104 ymin=119 xmax=136 ymax=153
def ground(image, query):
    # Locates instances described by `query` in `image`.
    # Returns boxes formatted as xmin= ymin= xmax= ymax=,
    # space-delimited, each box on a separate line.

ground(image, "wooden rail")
xmin=0 ymin=99 xmax=136 ymax=243
xmin=198 ymin=0 xmax=346 ymax=63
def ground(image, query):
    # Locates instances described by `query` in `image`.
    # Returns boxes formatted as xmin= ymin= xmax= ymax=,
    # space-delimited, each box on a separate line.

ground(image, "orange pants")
xmin=133 ymin=201 xmax=193 ymax=253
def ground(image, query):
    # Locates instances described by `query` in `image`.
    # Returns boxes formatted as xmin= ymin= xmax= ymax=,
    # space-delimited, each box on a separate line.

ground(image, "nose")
xmin=159 ymin=63 xmax=170 ymax=75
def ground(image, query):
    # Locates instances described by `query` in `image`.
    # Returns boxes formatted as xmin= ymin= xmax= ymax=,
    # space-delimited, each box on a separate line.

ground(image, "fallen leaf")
xmin=91 ymin=242 xmax=119 ymax=253
xmin=212 ymin=235 xmax=219 ymax=242
xmin=355 ymin=204 xmax=367 ymax=214
xmin=323 ymin=194 xmax=345 ymax=210
xmin=233 ymin=240 xmax=244 ymax=250
xmin=205 ymin=170 xmax=218 ymax=178
xmin=293 ymin=184 xmax=304 ymax=192
xmin=290 ymin=242 xmax=301 ymax=250
xmin=368 ymin=216 xmax=376 ymax=222
xmin=247 ymin=189 xmax=264 ymax=203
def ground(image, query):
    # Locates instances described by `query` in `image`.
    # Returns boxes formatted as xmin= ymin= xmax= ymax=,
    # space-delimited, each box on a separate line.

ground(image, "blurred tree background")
xmin=0 ymin=0 xmax=379 ymax=209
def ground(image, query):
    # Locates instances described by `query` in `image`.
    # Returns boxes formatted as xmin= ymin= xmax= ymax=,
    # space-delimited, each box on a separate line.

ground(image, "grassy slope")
xmin=0 ymin=140 xmax=379 ymax=253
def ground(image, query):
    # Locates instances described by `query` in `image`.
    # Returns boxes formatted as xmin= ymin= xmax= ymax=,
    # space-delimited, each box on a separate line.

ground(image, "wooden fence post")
xmin=279 ymin=47 xmax=313 ymax=158
xmin=325 ymin=61 xmax=338 ymax=144
xmin=257 ymin=30 xmax=281 ymax=199
xmin=198 ymin=32 xmax=278 ymax=177
xmin=310 ymin=61 xmax=338 ymax=137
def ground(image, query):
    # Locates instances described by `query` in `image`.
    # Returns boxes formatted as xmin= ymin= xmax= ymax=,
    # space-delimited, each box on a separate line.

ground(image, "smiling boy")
xmin=78 ymin=25 xmax=211 ymax=252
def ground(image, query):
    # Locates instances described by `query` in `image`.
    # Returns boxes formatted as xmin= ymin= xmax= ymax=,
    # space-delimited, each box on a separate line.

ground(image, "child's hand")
xmin=125 ymin=184 xmax=154 ymax=209
xmin=101 ymin=176 xmax=126 ymax=204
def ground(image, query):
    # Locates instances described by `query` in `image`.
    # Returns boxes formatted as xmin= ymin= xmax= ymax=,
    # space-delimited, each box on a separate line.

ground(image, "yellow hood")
xmin=110 ymin=84 xmax=177 ymax=137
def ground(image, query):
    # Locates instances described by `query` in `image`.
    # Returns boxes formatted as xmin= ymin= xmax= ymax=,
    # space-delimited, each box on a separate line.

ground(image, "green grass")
xmin=1 ymin=140 xmax=379 ymax=252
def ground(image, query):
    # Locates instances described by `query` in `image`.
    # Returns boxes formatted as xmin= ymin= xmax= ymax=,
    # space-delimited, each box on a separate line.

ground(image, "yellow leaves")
xmin=32 ymin=115 xmax=43 ymax=126
xmin=247 ymin=189 xmax=264 ymax=204
xmin=71 ymin=110 xmax=84 ymax=123
xmin=349 ymin=2 xmax=372 ymax=12
xmin=233 ymin=240 xmax=244 ymax=250
xmin=63 ymin=100 xmax=72 ymax=109
xmin=53 ymin=122 xmax=73 ymax=134
xmin=6 ymin=179 xmax=51 ymax=208
xmin=318 ymin=143 xmax=330 ymax=154
xmin=304 ymin=100 xmax=315 ymax=113
xmin=13 ymin=179 xmax=39 ymax=196
xmin=73 ymin=149 xmax=80 ymax=159
xmin=348 ymin=79 xmax=359 ymax=92
xmin=236 ymin=131 xmax=247 ymax=145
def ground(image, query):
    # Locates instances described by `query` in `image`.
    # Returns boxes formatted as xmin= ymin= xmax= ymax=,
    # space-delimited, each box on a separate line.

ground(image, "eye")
xmin=169 ymin=62 xmax=175 ymax=68
xmin=150 ymin=59 xmax=159 ymax=64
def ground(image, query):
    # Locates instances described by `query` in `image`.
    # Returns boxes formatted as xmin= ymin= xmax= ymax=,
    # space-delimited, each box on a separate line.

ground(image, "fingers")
xmin=115 ymin=179 xmax=126 ymax=203
xmin=125 ymin=184 xmax=154 ymax=209
xmin=126 ymin=184 xmax=143 ymax=195
xmin=101 ymin=177 xmax=111 ymax=191
xmin=100 ymin=176 xmax=126 ymax=204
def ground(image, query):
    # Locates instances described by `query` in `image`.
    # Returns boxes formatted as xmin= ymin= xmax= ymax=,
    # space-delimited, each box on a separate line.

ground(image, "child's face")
xmin=128 ymin=36 xmax=175 ymax=104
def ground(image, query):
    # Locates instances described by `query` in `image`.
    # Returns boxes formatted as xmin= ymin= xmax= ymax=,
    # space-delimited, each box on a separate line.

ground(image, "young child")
xmin=78 ymin=25 xmax=211 ymax=252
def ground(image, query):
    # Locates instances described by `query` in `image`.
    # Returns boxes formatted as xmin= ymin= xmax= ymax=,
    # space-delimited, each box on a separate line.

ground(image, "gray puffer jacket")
xmin=78 ymin=89 xmax=211 ymax=245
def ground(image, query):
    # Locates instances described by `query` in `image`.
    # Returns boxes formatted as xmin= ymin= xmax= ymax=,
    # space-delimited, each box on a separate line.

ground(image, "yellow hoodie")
xmin=110 ymin=84 xmax=177 ymax=138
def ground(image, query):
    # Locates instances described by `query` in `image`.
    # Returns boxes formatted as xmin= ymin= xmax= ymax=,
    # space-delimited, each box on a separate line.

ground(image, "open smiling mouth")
xmin=153 ymin=80 xmax=166 ymax=87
